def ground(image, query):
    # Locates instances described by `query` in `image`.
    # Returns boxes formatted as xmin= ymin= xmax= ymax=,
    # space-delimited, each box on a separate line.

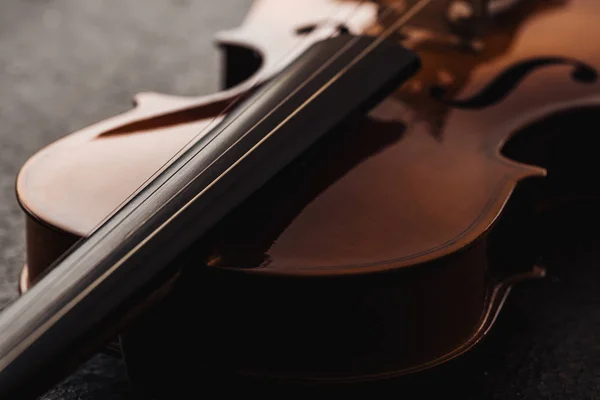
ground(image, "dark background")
xmin=0 ymin=1 xmax=599 ymax=399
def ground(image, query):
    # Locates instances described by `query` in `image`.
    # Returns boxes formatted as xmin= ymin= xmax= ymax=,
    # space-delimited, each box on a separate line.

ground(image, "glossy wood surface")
xmin=14 ymin=0 xmax=600 ymax=384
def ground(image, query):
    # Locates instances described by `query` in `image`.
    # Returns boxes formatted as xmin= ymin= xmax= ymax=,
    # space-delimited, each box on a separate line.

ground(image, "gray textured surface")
xmin=0 ymin=1 xmax=252 ymax=398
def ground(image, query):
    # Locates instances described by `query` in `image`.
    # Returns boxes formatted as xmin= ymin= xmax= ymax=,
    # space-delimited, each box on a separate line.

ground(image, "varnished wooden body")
xmin=15 ymin=0 xmax=600 ymax=389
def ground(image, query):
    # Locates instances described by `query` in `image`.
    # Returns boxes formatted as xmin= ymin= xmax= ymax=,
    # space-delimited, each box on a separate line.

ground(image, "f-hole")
xmin=430 ymin=57 xmax=597 ymax=109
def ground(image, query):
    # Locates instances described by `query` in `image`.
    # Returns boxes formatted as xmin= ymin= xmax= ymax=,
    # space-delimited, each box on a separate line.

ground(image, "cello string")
xmin=0 ymin=0 xmax=433 ymax=368
xmin=82 ymin=0 xmax=371 ymax=237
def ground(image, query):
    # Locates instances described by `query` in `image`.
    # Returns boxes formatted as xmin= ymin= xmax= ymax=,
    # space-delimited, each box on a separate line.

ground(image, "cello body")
xmin=14 ymin=0 xmax=600 ymax=393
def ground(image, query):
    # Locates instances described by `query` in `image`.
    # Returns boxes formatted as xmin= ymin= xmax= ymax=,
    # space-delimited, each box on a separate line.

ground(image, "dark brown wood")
xmin=13 ymin=0 xmax=600 ymax=390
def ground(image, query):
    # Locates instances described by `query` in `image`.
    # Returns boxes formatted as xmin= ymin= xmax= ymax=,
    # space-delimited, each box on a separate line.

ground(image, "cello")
xmin=3 ymin=0 xmax=600 ymax=398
